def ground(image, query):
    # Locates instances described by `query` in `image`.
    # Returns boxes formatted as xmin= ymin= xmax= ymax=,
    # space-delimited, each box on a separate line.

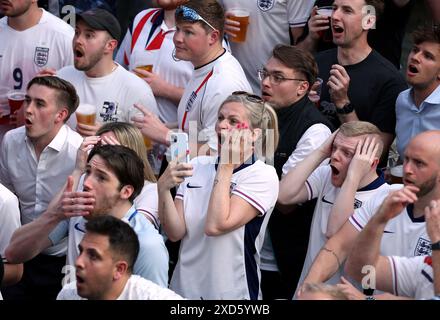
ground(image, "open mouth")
xmin=333 ymin=25 xmax=344 ymax=34
xmin=25 ymin=119 xmax=32 ymax=125
xmin=407 ymin=64 xmax=419 ymax=74
xmin=330 ymin=164 xmax=340 ymax=176
xmin=74 ymin=48 xmax=84 ymax=58
xmin=76 ymin=274 xmax=85 ymax=284
xmin=261 ymin=91 xmax=271 ymax=100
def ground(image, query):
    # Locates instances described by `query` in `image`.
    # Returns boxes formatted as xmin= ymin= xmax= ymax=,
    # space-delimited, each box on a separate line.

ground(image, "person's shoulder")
xmin=57 ymin=281 xmax=84 ymax=300
xmin=2 ymin=126 xmax=25 ymax=144
xmin=114 ymin=65 xmax=150 ymax=88
xmin=126 ymin=275 xmax=185 ymax=300
xmin=64 ymin=125 xmax=84 ymax=145
xmin=0 ymin=183 xmax=18 ymax=204
xmin=316 ymin=48 xmax=338 ymax=62
xmin=40 ymin=9 xmax=74 ymax=36
xmin=368 ymin=51 xmax=404 ymax=75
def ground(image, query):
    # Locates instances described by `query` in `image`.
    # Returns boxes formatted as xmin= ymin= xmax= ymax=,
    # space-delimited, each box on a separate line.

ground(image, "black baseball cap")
xmin=76 ymin=8 xmax=121 ymax=42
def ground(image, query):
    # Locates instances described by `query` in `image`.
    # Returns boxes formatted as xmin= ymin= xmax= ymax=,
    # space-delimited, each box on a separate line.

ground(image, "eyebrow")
xmin=25 ymin=95 xmax=46 ymax=104
xmin=85 ymin=165 xmax=111 ymax=178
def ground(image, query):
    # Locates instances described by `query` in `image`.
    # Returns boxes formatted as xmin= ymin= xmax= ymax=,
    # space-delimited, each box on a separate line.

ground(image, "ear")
xmin=56 ymin=108 xmax=69 ymax=124
xmin=207 ymin=29 xmax=220 ymax=46
xmin=113 ymin=260 xmax=128 ymax=281
xmin=362 ymin=13 xmax=376 ymax=31
xmin=105 ymin=39 xmax=118 ymax=54
xmin=297 ymin=81 xmax=310 ymax=97
xmin=119 ymin=185 xmax=134 ymax=201
xmin=371 ymin=157 xmax=379 ymax=169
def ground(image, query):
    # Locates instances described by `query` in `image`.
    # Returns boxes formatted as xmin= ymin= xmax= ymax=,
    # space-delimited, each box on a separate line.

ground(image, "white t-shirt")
xmin=134 ymin=181 xmax=160 ymax=230
xmin=0 ymin=9 xmax=73 ymax=92
xmin=177 ymin=50 xmax=251 ymax=151
xmin=170 ymin=156 xmax=279 ymax=300
xmin=116 ymin=8 xmax=193 ymax=123
xmin=57 ymin=274 xmax=184 ymax=300
xmin=0 ymin=183 xmax=21 ymax=256
xmin=220 ymin=0 xmax=314 ymax=93
xmin=298 ymin=166 xmax=392 ymax=287
xmin=388 ymin=255 xmax=434 ymax=300
xmin=0 ymin=125 xmax=82 ymax=256
xmin=350 ymin=185 xmax=430 ymax=257
xmin=57 ymin=64 xmax=159 ymax=127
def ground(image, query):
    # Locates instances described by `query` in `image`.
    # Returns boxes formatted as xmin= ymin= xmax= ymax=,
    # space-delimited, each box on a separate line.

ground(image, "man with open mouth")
xmin=396 ymin=26 xmax=440 ymax=160
xmin=278 ymin=121 xmax=390 ymax=295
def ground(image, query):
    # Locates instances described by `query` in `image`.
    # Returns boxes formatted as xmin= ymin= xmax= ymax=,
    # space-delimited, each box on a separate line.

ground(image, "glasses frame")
xmin=176 ymin=6 xmax=217 ymax=31
xmin=257 ymin=69 xmax=307 ymax=85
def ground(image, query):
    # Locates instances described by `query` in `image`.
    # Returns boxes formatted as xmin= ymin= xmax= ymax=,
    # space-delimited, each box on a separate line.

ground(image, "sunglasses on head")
xmin=176 ymin=6 xmax=216 ymax=31
xmin=232 ymin=91 xmax=264 ymax=104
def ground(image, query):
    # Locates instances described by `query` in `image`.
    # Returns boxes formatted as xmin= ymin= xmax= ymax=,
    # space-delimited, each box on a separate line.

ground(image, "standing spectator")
xmin=116 ymin=0 xmax=193 ymax=124
xmin=314 ymin=0 xmax=407 ymax=166
xmin=278 ymin=122 xmax=388 ymax=289
xmin=257 ymin=44 xmax=333 ymax=299
xmin=0 ymin=1 xmax=73 ymax=95
xmin=159 ymin=92 xmax=279 ymax=299
xmin=57 ymin=8 xmax=158 ymax=137
xmin=220 ymin=0 xmax=314 ymax=94
xmin=396 ymin=26 xmax=440 ymax=159
xmin=6 ymin=145 xmax=169 ymax=288
xmin=132 ymin=0 xmax=251 ymax=155
xmin=0 ymin=76 xmax=83 ymax=300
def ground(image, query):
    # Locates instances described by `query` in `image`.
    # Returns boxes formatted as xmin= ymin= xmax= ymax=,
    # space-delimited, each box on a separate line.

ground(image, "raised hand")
xmin=346 ymin=136 xmax=380 ymax=184
xmin=376 ymin=185 xmax=419 ymax=223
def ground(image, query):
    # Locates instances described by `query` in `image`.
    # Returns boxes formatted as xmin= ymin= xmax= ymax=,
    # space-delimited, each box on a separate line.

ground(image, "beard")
xmin=416 ymin=174 xmax=438 ymax=198
xmin=74 ymin=46 xmax=106 ymax=72
xmin=86 ymin=192 xmax=120 ymax=219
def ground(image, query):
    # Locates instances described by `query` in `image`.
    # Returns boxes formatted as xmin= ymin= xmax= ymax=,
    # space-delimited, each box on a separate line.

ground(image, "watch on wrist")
xmin=336 ymin=102 xmax=354 ymax=114
xmin=431 ymin=241 xmax=440 ymax=251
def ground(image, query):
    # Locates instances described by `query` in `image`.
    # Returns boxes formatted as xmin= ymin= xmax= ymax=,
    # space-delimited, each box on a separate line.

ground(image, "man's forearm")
xmin=5 ymin=213 xmax=60 ymax=263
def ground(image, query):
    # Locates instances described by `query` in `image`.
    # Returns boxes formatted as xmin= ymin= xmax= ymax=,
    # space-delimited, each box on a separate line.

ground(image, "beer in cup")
xmin=316 ymin=6 xmax=333 ymax=42
xmin=75 ymin=103 xmax=96 ymax=126
xmin=7 ymin=90 xmax=25 ymax=115
xmin=134 ymin=65 xmax=153 ymax=78
xmin=228 ymin=9 xmax=250 ymax=43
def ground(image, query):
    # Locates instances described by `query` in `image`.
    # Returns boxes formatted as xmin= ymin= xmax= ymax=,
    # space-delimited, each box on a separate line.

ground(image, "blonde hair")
xmin=301 ymin=283 xmax=348 ymax=300
xmin=220 ymin=93 xmax=279 ymax=160
xmin=96 ymin=122 xmax=156 ymax=182
xmin=338 ymin=121 xmax=383 ymax=158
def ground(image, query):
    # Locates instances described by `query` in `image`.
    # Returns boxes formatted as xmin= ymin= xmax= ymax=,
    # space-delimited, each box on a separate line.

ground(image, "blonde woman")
xmin=158 ymin=92 xmax=280 ymax=299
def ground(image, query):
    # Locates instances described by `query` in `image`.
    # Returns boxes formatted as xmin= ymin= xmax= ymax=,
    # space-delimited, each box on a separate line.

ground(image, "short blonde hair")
xmin=301 ymin=283 xmax=348 ymax=300
xmin=220 ymin=93 xmax=279 ymax=160
xmin=96 ymin=122 xmax=156 ymax=182
xmin=338 ymin=121 xmax=383 ymax=158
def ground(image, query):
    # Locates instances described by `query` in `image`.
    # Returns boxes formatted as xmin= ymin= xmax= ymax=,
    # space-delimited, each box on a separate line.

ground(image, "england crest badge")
xmin=257 ymin=0 xmax=274 ymax=11
xmin=34 ymin=47 xmax=49 ymax=67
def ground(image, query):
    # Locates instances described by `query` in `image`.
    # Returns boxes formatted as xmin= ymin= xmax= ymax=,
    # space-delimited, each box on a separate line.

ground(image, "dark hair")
xmin=364 ymin=0 xmax=384 ymax=20
xmin=85 ymin=215 xmax=139 ymax=273
xmin=87 ymin=145 xmax=144 ymax=202
xmin=412 ymin=25 xmax=440 ymax=45
xmin=272 ymin=44 xmax=318 ymax=86
xmin=175 ymin=0 xmax=224 ymax=37
xmin=27 ymin=76 xmax=79 ymax=122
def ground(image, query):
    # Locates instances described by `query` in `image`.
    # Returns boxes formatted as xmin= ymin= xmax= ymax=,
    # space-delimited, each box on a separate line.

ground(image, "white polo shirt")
xmin=0 ymin=125 xmax=82 ymax=256
xmin=388 ymin=255 xmax=434 ymax=299
xmin=0 ymin=183 xmax=21 ymax=256
xmin=116 ymin=8 xmax=193 ymax=123
xmin=0 ymin=9 xmax=73 ymax=91
xmin=134 ymin=181 xmax=160 ymax=230
xmin=297 ymin=166 xmax=392 ymax=287
xmin=170 ymin=156 xmax=279 ymax=299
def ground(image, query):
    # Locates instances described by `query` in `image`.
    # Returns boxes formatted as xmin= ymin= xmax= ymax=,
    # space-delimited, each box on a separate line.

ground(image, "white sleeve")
xmin=388 ymin=255 xmax=424 ymax=298
xmin=282 ymin=124 xmax=331 ymax=176
xmin=305 ymin=165 xmax=330 ymax=201
xmin=0 ymin=189 xmax=21 ymax=256
xmin=134 ymin=183 xmax=160 ymax=230
xmin=232 ymin=165 xmax=279 ymax=216
xmin=288 ymin=0 xmax=315 ymax=27
xmin=56 ymin=281 xmax=83 ymax=300
xmin=0 ymin=134 xmax=13 ymax=192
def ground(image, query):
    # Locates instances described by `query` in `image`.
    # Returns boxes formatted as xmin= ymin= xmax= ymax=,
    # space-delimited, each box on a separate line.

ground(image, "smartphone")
xmin=170 ymin=132 xmax=190 ymax=163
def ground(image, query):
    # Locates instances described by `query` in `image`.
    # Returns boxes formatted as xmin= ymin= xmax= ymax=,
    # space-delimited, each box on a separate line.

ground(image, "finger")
xmin=361 ymin=137 xmax=371 ymax=155
xmin=65 ymin=176 xmax=74 ymax=193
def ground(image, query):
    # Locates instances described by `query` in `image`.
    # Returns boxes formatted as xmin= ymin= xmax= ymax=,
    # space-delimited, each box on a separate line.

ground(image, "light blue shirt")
xmin=50 ymin=206 xmax=169 ymax=287
xmin=396 ymin=85 xmax=440 ymax=158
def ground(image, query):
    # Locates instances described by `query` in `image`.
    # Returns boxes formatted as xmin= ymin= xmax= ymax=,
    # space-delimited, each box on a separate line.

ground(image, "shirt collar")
xmin=214 ymin=154 xmax=257 ymax=173
xmin=47 ymin=125 xmax=68 ymax=152
xmin=357 ymin=169 xmax=386 ymax=192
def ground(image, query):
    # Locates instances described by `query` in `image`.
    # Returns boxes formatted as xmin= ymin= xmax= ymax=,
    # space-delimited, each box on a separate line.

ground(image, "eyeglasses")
xmin=176 ymin=6 xmax=216 ymax=31
xmin=257 ymin=69 xmax=307 ymax=85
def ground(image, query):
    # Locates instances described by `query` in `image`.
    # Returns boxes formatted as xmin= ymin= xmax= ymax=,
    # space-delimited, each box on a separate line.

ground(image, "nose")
xmin=403 ymin=160 xmax=413 ymax=177
xmin=173 ymin=30 xmax=183 ymax=44
xmin=331 ymin=8 xmax=340 ymax=21
xmin=75 ymin=252 xmax=85 ymax=270
xmin=331 ymin=148 xmax=341 ymax=163
xmin=216 ymin=118 xmax=230 ymax=131
xmin=82 ymin=174 xmax=94 ymax=191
